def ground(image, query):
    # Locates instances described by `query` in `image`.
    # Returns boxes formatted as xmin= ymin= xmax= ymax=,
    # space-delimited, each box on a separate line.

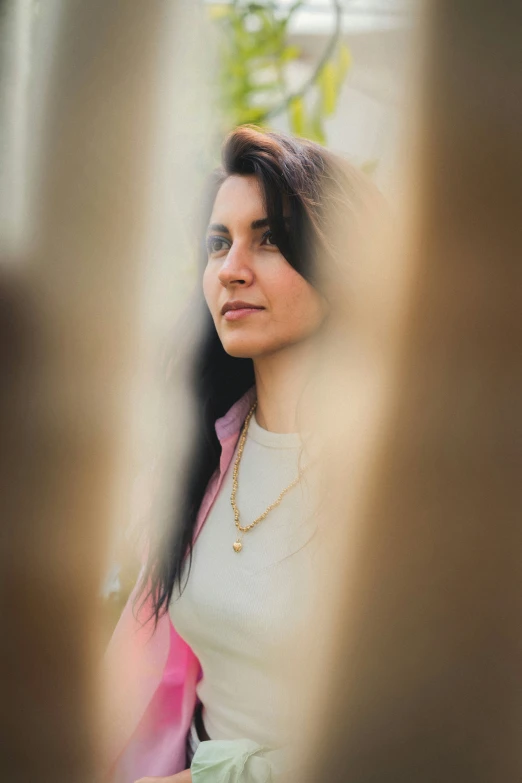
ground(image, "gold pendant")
xmin=233 ymin=540 xmax=243 ymax=553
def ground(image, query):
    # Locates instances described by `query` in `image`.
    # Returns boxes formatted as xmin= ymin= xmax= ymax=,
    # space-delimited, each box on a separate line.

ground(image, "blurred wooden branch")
xmin=312 ymin=0 xmax=522 ymax=780
xmin=0 ymin=2 xmax=173 ymax=781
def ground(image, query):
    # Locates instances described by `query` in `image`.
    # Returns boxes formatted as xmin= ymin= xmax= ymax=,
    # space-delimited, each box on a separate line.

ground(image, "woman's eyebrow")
xmin=250 ymin=217 xmax=269 ymax=230
xmin=207 ymin=223 xmax=230 ymax=234
xmin=207 ymin=219 xmax=268 ymax=233
xmin=207 ymin=217 xmax=290 ymax=234
xmin=251 ymin=217 xmax=290 ymax=230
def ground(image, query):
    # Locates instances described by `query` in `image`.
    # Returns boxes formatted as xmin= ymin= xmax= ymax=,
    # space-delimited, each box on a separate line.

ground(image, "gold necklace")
xmin=230 ymin=401 xmax=305 ymax=552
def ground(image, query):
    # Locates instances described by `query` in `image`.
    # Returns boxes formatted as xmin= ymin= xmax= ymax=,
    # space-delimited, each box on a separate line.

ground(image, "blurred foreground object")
xmin=312 ymin=0 xmax=522 ymax=780
xmin=0 ymin=1 xmax=206 ymax=781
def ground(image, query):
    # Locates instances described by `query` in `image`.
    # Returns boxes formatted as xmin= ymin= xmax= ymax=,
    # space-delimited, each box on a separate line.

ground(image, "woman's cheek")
xmin=202 ymin=267 xmax=217 ymax=315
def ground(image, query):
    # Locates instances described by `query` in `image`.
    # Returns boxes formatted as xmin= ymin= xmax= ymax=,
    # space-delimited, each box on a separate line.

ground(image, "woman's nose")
xmin=218 ymin=243 xmax=254 ymax=287
xmin=218 ymin=243 xmax=254 ymax=286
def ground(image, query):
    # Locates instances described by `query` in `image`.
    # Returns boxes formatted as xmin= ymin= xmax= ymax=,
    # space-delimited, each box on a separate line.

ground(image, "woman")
xmin=105 ymin=126 xmax=376 ymax=783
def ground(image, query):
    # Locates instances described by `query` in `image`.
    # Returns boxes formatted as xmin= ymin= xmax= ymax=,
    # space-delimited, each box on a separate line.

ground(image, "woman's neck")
xmin=252 ymin=340 xmax=316 ymax=434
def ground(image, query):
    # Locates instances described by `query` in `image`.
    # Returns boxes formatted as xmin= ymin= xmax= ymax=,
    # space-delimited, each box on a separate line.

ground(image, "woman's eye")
xmin=207 ymin=236 xmax=230 ymax=255
xmin=261 ymin=230 xmax=277 ymax=247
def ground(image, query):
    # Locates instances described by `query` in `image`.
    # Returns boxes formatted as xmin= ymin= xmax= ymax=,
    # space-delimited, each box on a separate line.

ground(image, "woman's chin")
xmin=222 ymin=338 xmax=270 ymax=360
xmin=223 ymin=345 xmax=259 ymax=360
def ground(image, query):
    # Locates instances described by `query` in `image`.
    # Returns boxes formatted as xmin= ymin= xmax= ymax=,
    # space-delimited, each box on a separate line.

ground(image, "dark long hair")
xmin=137 ymin=126 xmax=374 ymax=624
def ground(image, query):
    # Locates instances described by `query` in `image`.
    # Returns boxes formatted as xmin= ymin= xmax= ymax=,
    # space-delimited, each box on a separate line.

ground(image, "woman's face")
xmin=203 ymin=174 xmax=327 ymax=359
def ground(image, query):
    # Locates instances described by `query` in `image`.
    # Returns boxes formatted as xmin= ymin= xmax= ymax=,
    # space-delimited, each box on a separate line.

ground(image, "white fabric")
xmin=169 ymin=413 xmax=317 ymax=749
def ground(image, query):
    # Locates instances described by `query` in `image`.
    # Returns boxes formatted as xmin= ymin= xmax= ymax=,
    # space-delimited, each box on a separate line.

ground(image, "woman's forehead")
xmin=210 ymin=175 xmax=265 ymax=227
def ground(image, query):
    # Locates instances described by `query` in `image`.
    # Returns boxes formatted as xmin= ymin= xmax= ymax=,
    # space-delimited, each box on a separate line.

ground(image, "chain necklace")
xmin=230 ymin=401 xmax=305 ymax=552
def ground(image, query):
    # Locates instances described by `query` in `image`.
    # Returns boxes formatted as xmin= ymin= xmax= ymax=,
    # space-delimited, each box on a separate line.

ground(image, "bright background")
xmin=206 ymin=0 xmax=413 ymax=191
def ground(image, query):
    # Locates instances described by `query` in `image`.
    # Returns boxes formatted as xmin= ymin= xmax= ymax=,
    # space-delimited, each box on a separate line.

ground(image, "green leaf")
xmin=360 ymin=159 xmax=379 ymax=176
xmin=289 ymin=96 xmax=305 ymax=136
xmin=308 ymin=101 xmax=326 ymax=144
xmin=318 ymin=61 xmax=338 ymax=116
xmin=309 ymin=118 xmax=326 ymax=144
xmin=208 ymin=4 xmax=230 ymax=21
xmin=281 ymin=44 xmax=300 ymax=63
xmin=338 ymin=43 xmax=353 ymax=81
xmin=239 ymin=107 xmax=269 ymax=124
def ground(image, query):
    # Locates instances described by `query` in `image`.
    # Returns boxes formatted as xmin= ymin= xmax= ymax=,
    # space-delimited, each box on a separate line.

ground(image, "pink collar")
xmin=214 ymin=386 xmax=257 ymax=442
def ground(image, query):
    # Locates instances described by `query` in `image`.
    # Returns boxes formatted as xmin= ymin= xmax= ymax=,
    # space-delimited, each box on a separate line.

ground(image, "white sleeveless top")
xmin=169 ymin=413 xmax=317 ymax=748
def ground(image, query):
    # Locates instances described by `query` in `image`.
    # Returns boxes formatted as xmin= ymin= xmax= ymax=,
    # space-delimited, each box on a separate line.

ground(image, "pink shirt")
xmin=104 ymin=387 xmax=256 ymax=782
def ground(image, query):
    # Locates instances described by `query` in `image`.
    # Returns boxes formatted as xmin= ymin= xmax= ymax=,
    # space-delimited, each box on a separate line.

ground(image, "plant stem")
xmin=261 ymin=0 xmax=343 ymax=122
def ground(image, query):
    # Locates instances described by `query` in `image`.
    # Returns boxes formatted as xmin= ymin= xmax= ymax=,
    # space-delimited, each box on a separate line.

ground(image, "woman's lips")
xmin=223 ymin=307 xmax=265 ymax=321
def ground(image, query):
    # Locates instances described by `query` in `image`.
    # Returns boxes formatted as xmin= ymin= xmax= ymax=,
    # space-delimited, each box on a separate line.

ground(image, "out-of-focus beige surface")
xmin=0 ymin=1 xmax=211 ymax=781
xmin=306 ymin=0 xmax=522 ymax=780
